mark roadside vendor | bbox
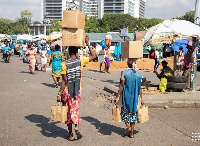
[154,60,174,92]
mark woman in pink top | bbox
[26,45,37,74]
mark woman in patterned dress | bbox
[57,35,96,141]
[26,45,37,75]
[49,45,63,88]
[114,58,144,138]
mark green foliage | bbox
[49,20,61,33]
[0,10,32,34]
[177,11,195,23]
[85,14,163,33]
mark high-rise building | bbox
[80,0,98,18]
[41,0,145,22]
[133,0,145,18]
[97,0,145,19]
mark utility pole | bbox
[191,0,200,91]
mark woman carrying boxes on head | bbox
[57,35,96,141]
[57,10,96,141]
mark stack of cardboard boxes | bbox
[62,10,86,47]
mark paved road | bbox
[0,56,200,146]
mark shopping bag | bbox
[112,104,121,122]
[137,105,149,123]
[51,103,68,122]
[159,78,167,92]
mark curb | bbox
[104,85,200,108]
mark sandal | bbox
[68,133,75,141]
[75,129,82,139]
[124,128,130,137]
[129,134,134,138]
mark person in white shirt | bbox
[98,47,106,72]
[154,49,160,72]
[22,42,27,58]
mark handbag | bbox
[137,105,149,123]
[112,104,121,122]
[51,102,68,122]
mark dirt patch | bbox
[84,57,174,71]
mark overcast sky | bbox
[0,0,197,22]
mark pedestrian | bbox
[98,41,106,72]
[104,45,111,74]
[154,60,173,92]
[49,44,63,88]
[11,42,15,56]
[26,45,37,75]
[153,49,160,72]
[2,42,10,59]
[183,42,193,89]
[176,46,184,73]
[22,42,27,58]
[165,44,171,57]
[57,35,96,141]
[40,45,47,72]
[114,58,144,138]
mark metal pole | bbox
[173,38,176,76]
[191,0,200,91]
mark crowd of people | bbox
[1,35,196,141]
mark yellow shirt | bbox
[61,57,89,90]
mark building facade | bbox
[41,0,145,21]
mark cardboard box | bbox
[62,29,85,47]
[62,10,85,29]
[121,41,143,58]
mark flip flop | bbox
[75,130,82,139]
[68,133,75,141]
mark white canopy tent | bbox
[142,19,200,45]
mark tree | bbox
[20,10,32,25]
[49,20,61,33]
[177,10,195,23]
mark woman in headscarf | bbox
[26,45,37,75]
[57,35,96,141]
[114,58,144,138]
[49,44,63,88]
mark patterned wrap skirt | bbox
[121,108,137,123]
[62,88,81,125]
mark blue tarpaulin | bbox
[170,39,190,54]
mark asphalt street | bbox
[0,55,200,146]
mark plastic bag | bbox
[159,78,167,92]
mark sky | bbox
[0,0,197,22]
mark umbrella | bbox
[142,19,200,45]
[46,32,62,41]
[50,40,62,48]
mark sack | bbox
[159,78,167,92]
[112,104,121,122]
[151,52,155,59]
[137,105,149,123]
[51,103,68,122]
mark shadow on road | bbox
[41,83,55,88]
[82,116,138,137]
[101,80,119,87]
[19,71,31,74]
[25,114,68,139]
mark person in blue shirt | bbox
[11,42,15,55]
[2,42,11,59]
